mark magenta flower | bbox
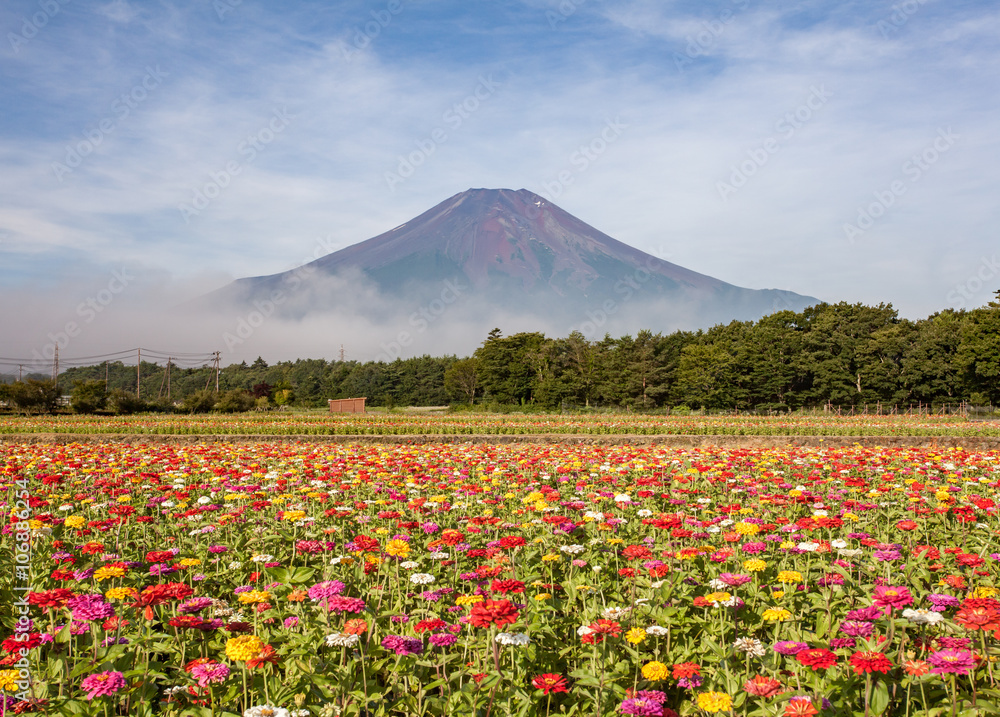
[872,586,912,609]
[719,573,752,587]
[190,661,230,687]
[381,635,423,656]
[80,670,126,700]
[307,580,346,608]
[928,649,976,675]
[429,633,458,647]
[839,620,874,638]
[325,595,366,614]
[619,698,664,716]
[774,641,809,655]
[67,594,114,622]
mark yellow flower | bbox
[641,661,670,681]
[772,590,785,599]
[777,570,801,584]
[105,587,137,601]
[63,515,85,529]
[734,522,760,536]
[178,558,202,567]
[282,510,306,521]
[93,566,126,582]
[541,554,560,562]
[761,607,792,622]
[625,628,646,645]
[0,669,21,692]
[705,591,731,605]
[237,590,271,604]
[743,559,767,572]
[696,691,733,713]
[455,594,484,606]
[534,593,552,601]
[385,540,411,558]
[971,586,998,599]
[225,635,264,662]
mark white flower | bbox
[400,561,420,570]
[645,625,668,636]
[614,494,631,503]
[410,573,435,585]
[602,606,631,620]
[838,549,863,558]
[325,632,360,648]
[650,580,666,589]
[428,552,448,560]
[244,707,291,717]
[797,542,820,552]
[584,511,604,520]
[228,561,243,570]
[161,501,174,508]
[560,544,585,555]
[830,539,848,549]
[495,632,530,646]
[637,509,653,517]
[58,504,74,511]
[708,578,728,590]
[577,625,594,636]
[733,636,766,658]
[198,496,211,504]
[902,608,944,625]
[251,554,275,563]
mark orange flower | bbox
[343,618,368,635]
[904,660,931,676]
[287,589,308,602]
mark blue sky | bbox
[1,0,998,361]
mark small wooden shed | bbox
[328,397,367,414]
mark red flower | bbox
[27,589,74,609]
[955,606,1000,632]
[849,651,893,675]
[246,644,279,669]
[796,648,837,670]
[743,675,784,698]
[468,599,519,629]
[532,673,569,694]
[896,520,918,531]
[672,662,701,679]
[622,545,653,561]
[491,579,525,594]
[498,535,525,549]
[145,550,175,563]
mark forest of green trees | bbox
[2,297,998,413]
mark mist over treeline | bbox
[3,299,999,412]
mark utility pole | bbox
[18,365,23,382]
[214,351,220,393]
[105,361,109,389]
[137,348,141,398]
[167,357,171,400]
[53,346,59,388]
[339,344,345,362]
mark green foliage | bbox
[214,389,255,413]
[0,378,60,414]
[182,389,217,414]
[70,380,107,414]
[106,389,147,415]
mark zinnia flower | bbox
[226,635,264,662]
[743,675,784,698]
[468,599,519,629]
[532,673,569,694]
[927,649,976,675]
[641,661,670,681]
[796,648,837,670]
[696,691,732,713]
[79,670,126,700]
[849,651,893,675]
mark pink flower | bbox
[928,649,976,675]
[872,586,912,609]
[189,661,230,687]
[80,670,126,700]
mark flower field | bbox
[2,412,999,437]
[3,440,1000,716]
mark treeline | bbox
[3,298,998,413]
